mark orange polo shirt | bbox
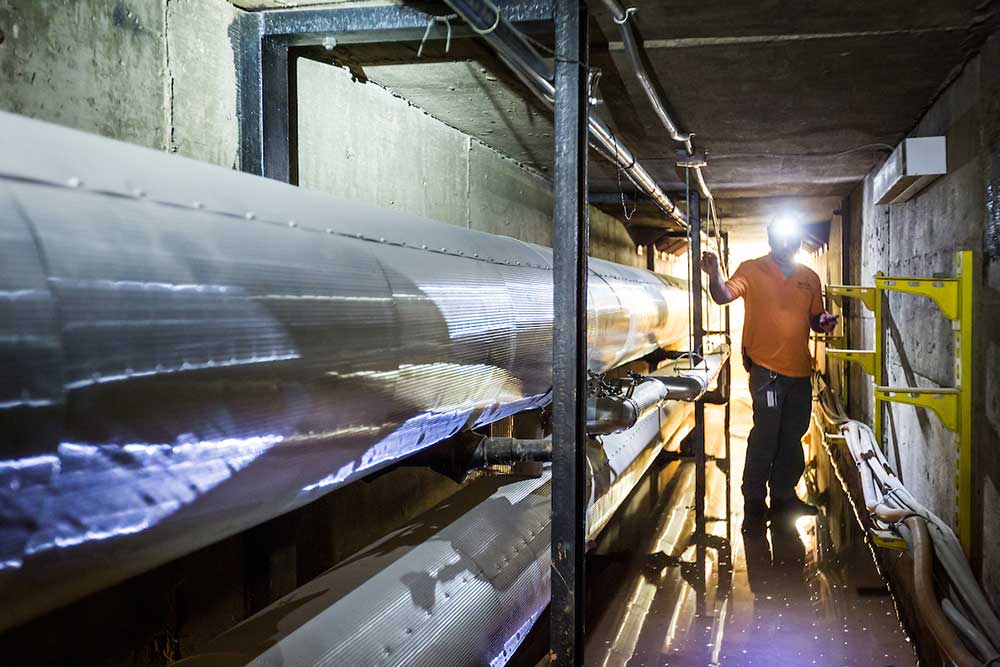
[726,255,824,378]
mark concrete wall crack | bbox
[163,0,176,153]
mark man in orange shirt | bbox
[701,219,838,527]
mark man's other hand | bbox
[817,312,838,333]
[701,251,720,275]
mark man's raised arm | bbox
[700,251,737,305]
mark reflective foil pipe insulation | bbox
[586,378,668,435]
[0,111,690,630]
[573,351,729,541]
[442,0,687,225]
[600,0,714,201]
[172,386,696,667]
[458,343,729,473]
[644,344,730,401]
[585,343,729,435]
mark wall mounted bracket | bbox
[827,349,876,376]
[875,275,959,320]
[874,387,959,431]
[827,284,877,311]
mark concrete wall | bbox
[0,0,239,166]
[296,57,644,267]
[846,31,1000,608]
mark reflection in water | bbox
[585,392,915,666]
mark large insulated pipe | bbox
[174,378,697,667]
[442,0,687,225]
[0,111,689,630]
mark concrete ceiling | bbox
[256,1,998,231]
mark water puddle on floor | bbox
[584,392,915,666]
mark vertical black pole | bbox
[645,243,656,271]
[689,189,706,604]
[236,12,292,183]
[551,0,589,665]
[261,38,293,183]
[722,231,732,550]
[237,13,265,176]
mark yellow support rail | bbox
[871,531,909,551]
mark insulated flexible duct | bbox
[0,112,689,630]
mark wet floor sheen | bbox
[584,390,915,666]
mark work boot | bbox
[769,496,818,521]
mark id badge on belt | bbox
[765,370,778,408]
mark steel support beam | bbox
[688,188,707,605]
[722,231,733,553]
[550,0,589,664]
[237,2,554,180]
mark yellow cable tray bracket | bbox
[870,530,908,552]
[827,349,876,376]
[875,275,960,320]
[823,251,974,553]
[827,284,877,312]
[874,387,960,432]
[829,251,974,554]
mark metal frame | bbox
[236,2,554,181]
[233,2,707,661]
[687,189,708,601]
[721,231,732,554]
[827,250,975,553]
[234,1,601,662]
[550,2,589,662]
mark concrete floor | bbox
[582,394,916,666]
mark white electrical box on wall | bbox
[873,136,947,205]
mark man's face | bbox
[768,229,801,263]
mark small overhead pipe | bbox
[599,0,691,152]
[442,0,687,226]
[600,0,714,202]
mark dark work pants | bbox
[743,364,812,507]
